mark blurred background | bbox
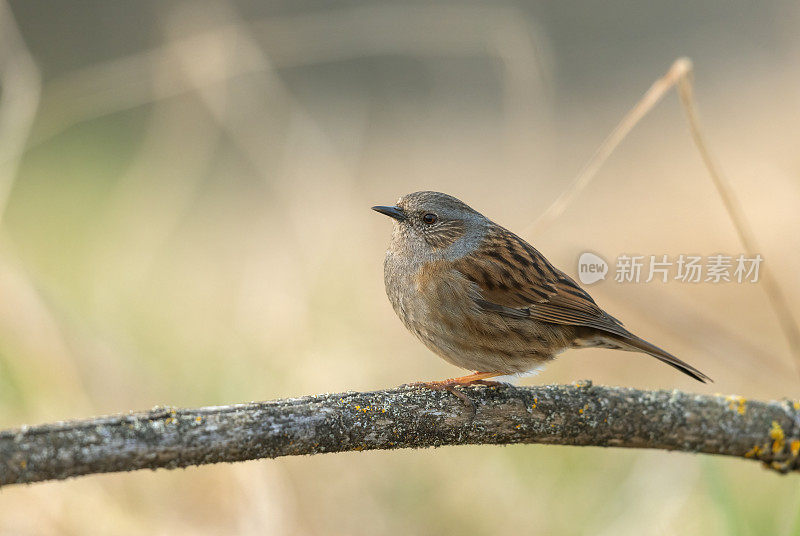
[1,0,800,534]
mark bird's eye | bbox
[422,213,438,225]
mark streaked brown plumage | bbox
[373,191,711,388]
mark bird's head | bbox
[372,191,489,259]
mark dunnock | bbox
[373,191,710,392]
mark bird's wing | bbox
[451,227,630,338]
[451,226,712,383]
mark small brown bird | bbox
[373,191,710,392]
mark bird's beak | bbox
[371,205,406,222]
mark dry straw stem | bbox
[673,68,800,379]
[2,383,800,487]
[527,57,800,379]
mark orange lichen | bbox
[725,395,747,415]
[770,421,785,454]
[744,445,763,458]
[790,440,800,458]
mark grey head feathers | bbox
[387,191,489,261]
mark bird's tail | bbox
[611,334,712,383]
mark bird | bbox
[372,191,711,395]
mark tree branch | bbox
[2,382,799,486]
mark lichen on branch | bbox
[1,382,799,487]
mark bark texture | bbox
[2,382,799,487]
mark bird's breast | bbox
[383,251,562,373]
[384,255,474,333]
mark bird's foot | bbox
[403,372,504,413]
[403,371,503,390]
[469,379,505,387]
